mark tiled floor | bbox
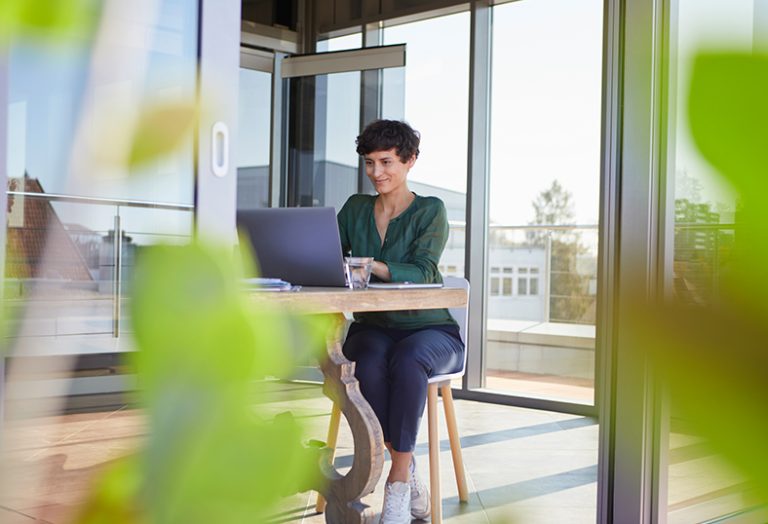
[0,382,600,523]
[267,383,598,523]
[0,407,146,523]
[2,382,762,523]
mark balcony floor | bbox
[0,382,599,523]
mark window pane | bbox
[666,1,756,521]
[517,278,527,296]
[321,71,362,209]
[237,68,271,210]
[383,12,469,276]
[484,0,603,405]
[4,0,197,357]
[6,1,198,204]
[317,33,363,52]
[503,278,513,296]
[287,70,361,209]
[530,277,539,296]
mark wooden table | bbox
[251,286,468,523]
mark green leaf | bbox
[688,53,768,198]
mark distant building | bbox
[673,198,735,305]
[6,175,92,282]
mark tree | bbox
[528,180,594,324]
[531,180,575,226]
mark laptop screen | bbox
[236,207,347,287]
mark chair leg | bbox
[440,384,468,503]
[315,402,342,513]
[428,384,442,523]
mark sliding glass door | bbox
[1,0,239,411]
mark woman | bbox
[337,120,465,523]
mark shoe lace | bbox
[384,484,410,517]
[409,460,424,496]
[410,476,424,496]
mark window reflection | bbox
[4,0,198,346]
[666,0,755,520]
[7,0,198,204]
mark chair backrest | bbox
[429,276,470,383]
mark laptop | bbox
[236,207,347,287]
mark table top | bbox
[248,286,467,314]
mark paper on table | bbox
[241,277,293,291]
[367,282,443,290]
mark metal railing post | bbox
[544,231,552,322]
[112,211,122,338]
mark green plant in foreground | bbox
[635,51,768,503]
[75,242,330,523]
[0,0,101,43]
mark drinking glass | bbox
[344,257,373,289]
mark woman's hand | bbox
[371,260,391,282]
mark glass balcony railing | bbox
[441,222,599,404]
[4,191,194,343]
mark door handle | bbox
[211,121,229,177]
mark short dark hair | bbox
[356,119,420,163]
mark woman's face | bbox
[364,148,415,196]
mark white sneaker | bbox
[409,457,431,520]
[381,481,411,524]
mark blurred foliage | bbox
[636,51,768,502]
[3,1,331,522]
[127,101,198,169]
[1,0,196,174]
[74,242,330,523]
[94,99,199,172]
[0,0,101,43]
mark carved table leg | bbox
[317,314,385,524]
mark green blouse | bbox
[337,193,456,330]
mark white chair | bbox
[316,276,470,523]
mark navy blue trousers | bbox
[342,322,465,452]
